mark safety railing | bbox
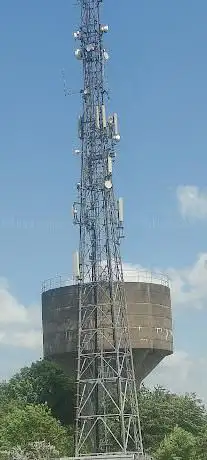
[41,274,75,293]
[42,269,169,293]
[123,269,169,287]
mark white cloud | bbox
[147,351,193,391]
[123,263,169,285]
[123,253,207,310]
[177,185,207,219]
[169,253,207,309]
[0,280,42,351]
[1,330,42,350]
[146,350,207,403]
[0,288,28,324]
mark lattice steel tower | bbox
[72,0,143,457]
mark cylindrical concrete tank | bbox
[42,272,173,384]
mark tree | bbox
[192,429,207,460]
[0,403,73,456]
[138,385,207,452]
[0,441,60,460]
[155,426,196,460]
[2,360,207,456]
[6,359,75,425]
[0,383,12,416]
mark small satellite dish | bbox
[86,44,95,52]
[100,25,109,33]
[113,134,121,142]
[75,49,82,60]
[73,31,81,39]
[103,51,109,61]
[105,179,112,190]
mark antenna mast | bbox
[73,0,143,456]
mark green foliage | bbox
[138,385,207,452]
[1,359,207,459]
[0,383,13,415]
[6,359,75,425]
[192,429,207,460]
[0,441,60,460]
[154,426,196,460]
[0,403,73,456]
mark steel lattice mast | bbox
[72,0,143,456]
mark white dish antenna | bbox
[73,31,81,39]
[75,49,83,60]
[86,44,95,52]
[100,25,109,33]
[103,50,109,61]
[105,179,112,190]
[113,134,121,142]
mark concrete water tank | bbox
[42,271,173,384]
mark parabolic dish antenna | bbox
[105,179,112,189]
[103,51,109,61]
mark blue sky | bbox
[1,0,207,398]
